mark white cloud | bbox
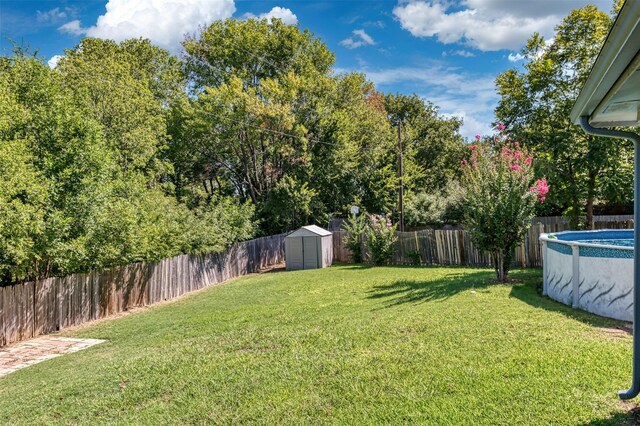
[340,29,376,49]
[58,0,236,53]
[47,55,63,69]
[59,20,85,36]
[244,7,298,25]
[450,50,475,58]
[339,61,498,140]
[393,0,611,52]
[363,20,385,28]
[508,52,525,62]
[37,7,74,24]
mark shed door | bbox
[286,237,304,270]
[303,237,318,269]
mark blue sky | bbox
[0,0,612,139]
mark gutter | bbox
[570,2,640,124]
[579,116,640,400]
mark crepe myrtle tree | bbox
[367,214,398,266]
[462,127,548,283]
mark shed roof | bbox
[286,225,332,238]
[570,1,640,126]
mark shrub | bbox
[404,191,448,227]
[461,131,548,282]
[342,213,367,263]
[406,250,421,266]
[405,181,465,227]
[367,214,397,266]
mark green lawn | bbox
[0,265,635,425]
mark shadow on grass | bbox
[508,279,627,330]
[366,270,496,307]
[337,263,372,270]
[578,406,640,426]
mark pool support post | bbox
[571,245,580,309]
[579,116,640,400]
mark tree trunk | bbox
[567,159,581,229]
[493,250,510,283]
[585,171,596,230]
[493,252,502,283]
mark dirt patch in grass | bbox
[257,263,285,274]
[618,400,640,425]
[593,323,633,340]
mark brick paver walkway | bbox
[0,337,105,377]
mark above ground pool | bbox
[539,230,634,321]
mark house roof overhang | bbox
[570,2,640,127]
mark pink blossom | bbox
[461,159,468,165]
[469,145,477,150]
[513,150,523,160]
[530,178,549,202]
[513,141,520,148]
[510,164,522,172]
[496,124,505,131]
[524,156,532,165]
[475,135,481,141]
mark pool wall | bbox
[540,230,633,321]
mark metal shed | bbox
[285,225,333,271]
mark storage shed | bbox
[285,225,333,271]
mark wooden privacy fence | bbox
[333,217,634,268]
[0,234,285,347]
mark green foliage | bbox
[57,38,179,177]
[0,138,47,283]
[366,214,398,266]
[180,19,465,232]
[185,196,256,254]
[495,5,623,228]
[179,18,335,231]
[0,19,470,283]
[462,135,547,282]
[384,93,466,192]
[405,182,464,227]
[406,250,422,266]
[312,74,398,217]
[311,74,397,217]
[260,176,319,234]
[342,213,367,263]
[0,47,256,285]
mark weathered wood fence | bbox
[1,215,635,347]
[332,217,634,267]
[0,234,285,347]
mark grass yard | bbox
[0,265,635,425]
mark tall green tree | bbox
[57,38,183,178]
[495,5,626,228]
[179,18,334,233]
[0,45,256,285]
[311,73,397,218]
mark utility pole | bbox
[397,120,404,232]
